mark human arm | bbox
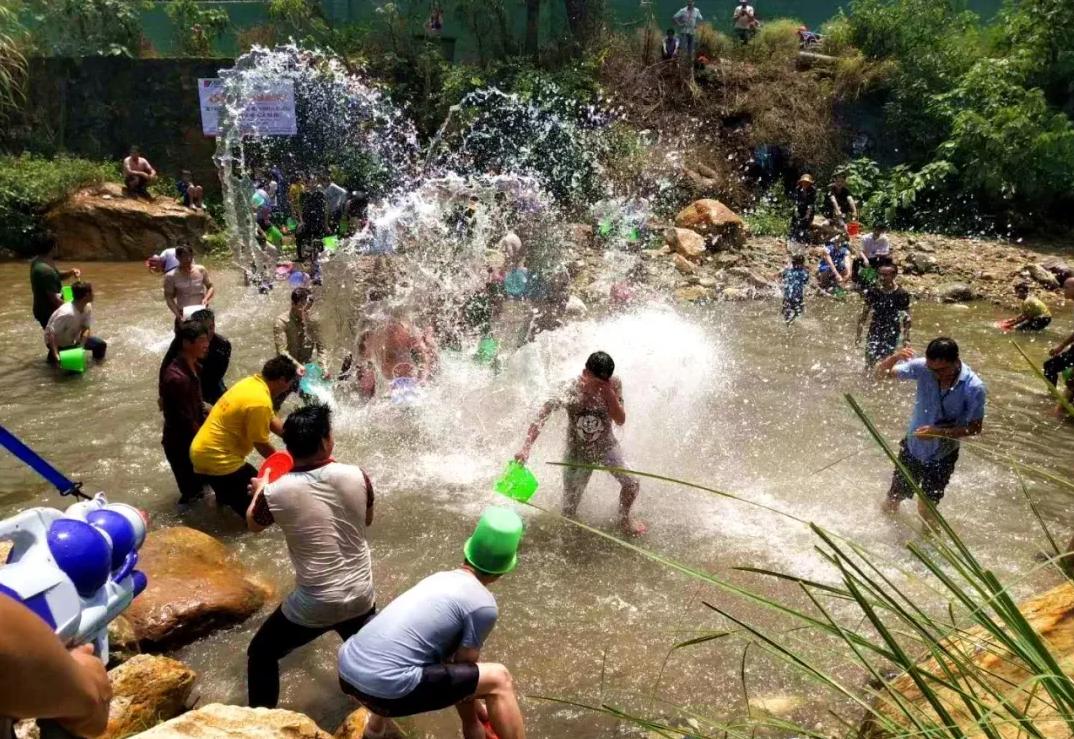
[59,267,81,280]
[602,377,627,425]
[201,268,214,305]
[362,469,375,527]
[272,317,293,362]
[837,254,852,282]
[901,311,912,346]
[515,397,563,462]
[1051,330,1074,356]
[827,192,844,221]
[855,300,871,344]
[0,596,112,736]
[163,275,181,319]
[847,196,858,220]
[46,328,60,362]
[874,346,916,380]
[913,419,983,441]
[269,415,284,438]
[245,477,274,533]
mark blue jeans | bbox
[680,32,695,61]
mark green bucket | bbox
[463,506,524,575]
[476,336,499,364]
[494,461,538,503]
[58,347,87,373]
[61,285,74,302]
[267,225,284,246]
[286,217,298,232]
[323,236,339,252]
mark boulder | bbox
[565,223,594,249]
[334,708,392,739]
[720,287,752,301]
[107,615,141,666]
[673,253,698,275]
[665,227,706,260]
[125,526,272,649]
[45,183,210,261]
[863,581,1074,738]
[133,704,331,738]
[728,266,774,290]
[1025,263,1060,289]
[681,166,720,192]
[674,199,746,249]
[905,251,940,276]
[937,282,975,303]
[104,655,195,738]
[674,285,714,302]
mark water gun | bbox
[0,423,147,665]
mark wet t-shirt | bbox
[556,377,623,459]
[865,286,910,334]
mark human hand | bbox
[248,475,266,498]
[295,364,307,378]
[893,346,915,362]
[1049,345,1064,357]
[514,449,529,464]
[71,268,81,279]
[59,644,112,737]
[913,425,946,439]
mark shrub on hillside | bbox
[0,155,118,256]
[695,23,733,59]
[744,19,801,63]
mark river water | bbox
[1,261,1071,737]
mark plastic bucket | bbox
[504,269,528,298]
[61,285,74,302]
[258,451,294,483]
[267,225,284,246]
[476,336,499,364]
[323,236,339,252]
[847,221,861,236]
[58,347,87,373]
[494,461,538,503]
[286,217,298,232]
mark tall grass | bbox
[533,379,1074,737]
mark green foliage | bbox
[742,187,793,237]
[268,0,328,45]
[841,156,965,231]
[695,23,733,59]
[25,0,147,57]
[0,154,118,255]
[0,3,26,117]
[744,18,801,64]
[165,0,229,57]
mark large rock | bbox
[665,227,706,260]
[673,253,698,275]
[133,704,331,738]
[125,526,272,649]
[864,581,1074,738]
[674,199,746,249]
[1025,263,1060,289]
[45,183,210,261]
[105,655,195,738]
[937,282,976,303]
[107,614,141,666]
[674,285,714,302]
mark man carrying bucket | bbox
[45,282,106,366]
[189,355,296,516]
[515,351,646,536]
[338,507,526,739]
[274,287,325,370]
[245,405,377,709]
[29,239,80,329]
[163,245,214,327]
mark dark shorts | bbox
[782,298,804,323]
[1017,316,1051,331]
[204,462,258,517]
[865,325,900,365]
[888,442,959,503]
[339,663,480,718]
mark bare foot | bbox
[619,517,648,537]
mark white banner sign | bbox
[198,78,297,137]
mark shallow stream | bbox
[1,261,1072,737]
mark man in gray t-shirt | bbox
[244,404,377,709]
[515,350,645,536]
[338,507,526,739]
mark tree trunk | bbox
[525,0,540,57]
[563,0,596,43]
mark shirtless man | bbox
[348,312,434,399]
[123,145,157,199]
[515,351,645,536]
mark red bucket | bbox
[847,221,861,236]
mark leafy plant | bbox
[25,0,148,57]
[0,3,26,117]
[0,154,118,256]
[742,187,792,237]
[165,0,229,57]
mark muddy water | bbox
[2,261,1072,737]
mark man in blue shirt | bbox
[875,337,986,525]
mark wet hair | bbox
[879,262,898,274]
[177,319,208,344]
[262,355,299,382]
[190,308,214,324]
[71,281,92,302]
[291,287,312,305]
[175,244,193,260]
[1014,281,1030,293]
[666,27,675,34]
[34,238,55,256]
[791,254,805,267]
[586,351,615,380]
[130,144,140,153]
[462,558,501,580]
[283,404,331,459]
[925,337,960,363]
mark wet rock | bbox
[720,287,751,301]
[905,252,940,276]
[937,282,976,303]
[748,694,804,717]
[125,526,272,649]
[665,227,706,260]
[674,199,746,249]
[862,581,1074,738]
[105,655,195,738]
[699,277,718,288]
[713,252,742,268]
[673,254,698,275]
[674,285,714,302]
[134,704,331,738]
[565,295,588,317]
[334,708,400,739]
[681,166,720,192]
[107,615,141,666]
[979,272,997,281]
[728,266,774,290]
[1025,263,1060,289]
[45,183,210,261]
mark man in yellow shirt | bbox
[1001,282,1052,332]
[190,355,298,515]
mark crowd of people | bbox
[14,148,1074,739]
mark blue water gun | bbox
[0,423,148,665]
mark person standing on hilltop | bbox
[29,238,80,329]
[673,0,703,62]
[122,145,156,200]
[875,338,986,529]
[514,351,646,536]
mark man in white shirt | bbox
[45,282,106,364]
[732,0,758,43]
[673,0,703,61]
[854,224,893,285]
[245,404,378,709]
[323,176,348,233]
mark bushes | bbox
[695,23,733,59]
[0,155,118,255]
[744,19,801,63]
[166,0,230,57]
